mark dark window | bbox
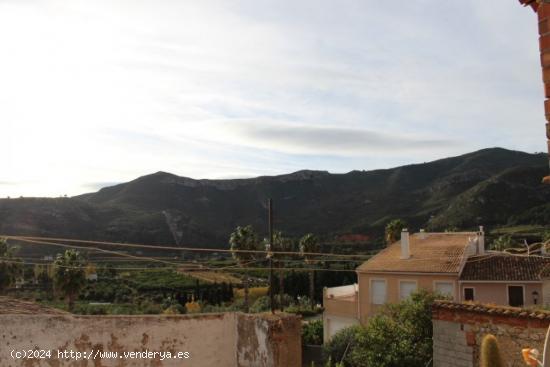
[508,286,524,307]
[464,288,474,301]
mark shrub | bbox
[302,319,323,345]
[250,296,271,313]
[347,289,437,367]
[325,289,437,367]
[323,325,362,366]
[139,300,162,314]
[233,286,268,302]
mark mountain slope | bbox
[1,148,549,250]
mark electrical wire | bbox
[0,258,356,273]
[2,235,373,259]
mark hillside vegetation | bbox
[1,148,549,252]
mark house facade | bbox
[459,254,550,307]
[323,228,550,342]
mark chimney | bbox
[478,226,485,255]
[400,228,410,259]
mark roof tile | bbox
[460,254,550,281]
[357,233,475,274]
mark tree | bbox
[342,289,437,367]
[53,250,86,312]
[273,231,293,309]
[385,219,406,245]
[33,264,53,293]
[299,233,319,309]
[491,235,518,252]
[229,225,258,313]
[0,238,22,293]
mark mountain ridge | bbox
[1,147,549,251]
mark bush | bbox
[163,305,184,315]
[324,289,437,367]
[302,319,323,345]
[285,303,323,317]
[250,296,271,313]
[347,289,437,367]
[323,325,362,366]
[139,300,162,314]
[233,286,268,303]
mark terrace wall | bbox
[0,312,301,367]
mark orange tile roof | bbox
[434,300,550,321]
[357,232,475,274]
[461,253,550,281]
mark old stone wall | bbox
[0,312,301,367]
[433,301,550,367]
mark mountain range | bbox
[1,147,549,252]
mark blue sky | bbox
[0,0,544,197]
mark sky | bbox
[0,0,544,197]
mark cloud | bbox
[0,0,544,197]
[203,120,460,156]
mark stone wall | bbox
[433,301,550,367]
[0,312,301,367]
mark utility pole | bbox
[268,198,275,314]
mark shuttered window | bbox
[435,282,454,299]
[371,280,386,305]
[399,281,417,300]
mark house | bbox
[323,227,550,341]
[322,284,360,342]
[459,253,550,307]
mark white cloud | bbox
[0,0,544,197]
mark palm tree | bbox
[229,225,258,313]
[0,238,22,293]
[299,233,318,310]
[385,219,406,245]
[53,250,86,312]
[273,231,293,310]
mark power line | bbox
[3,235,373,259]
[6,237,184,267]
[0,258,357,273]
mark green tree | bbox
[490,235,517,251]
[53,250,86,312]
[326,289,437,367]
[323,325,362,365]
[273,231,293,309]
[299,233,318,309]
[33,264,53,293]
[385,219,406,245]
[229,225,258,313]
[0,238,22,293]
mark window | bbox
[464,288,474,301]
[371,279,387,305]
[399,281,417,300]
[508,286,524,307]
[434,282,454,299]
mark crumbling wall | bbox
[0,312,301,367]
[236,313,301,367]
